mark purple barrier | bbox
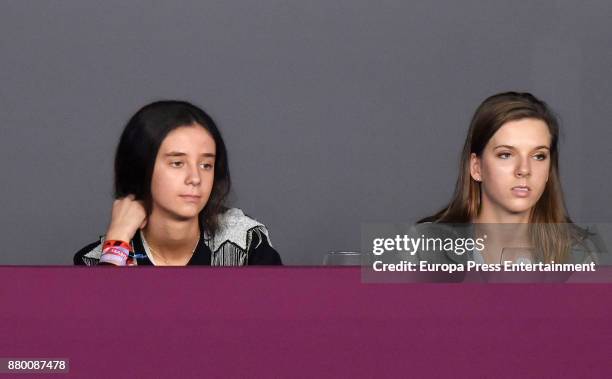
[1,267,611,378]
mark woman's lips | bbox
[511,186,530,198]
[179,195,202,203]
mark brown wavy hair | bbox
[419,92,586,263]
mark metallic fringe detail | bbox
[83,256,99,266]
[209,226,266,266]
[82,239,104,266]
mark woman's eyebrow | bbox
[164,151,216,157]
[493,145,516,150]
[165,151,187,157]
[493,145,550,150]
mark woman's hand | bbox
[104,195,147,242]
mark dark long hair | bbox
[114,100,231,235]
[420,92,586,262]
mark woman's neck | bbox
[474,204,531,224]
[473,210,533,264]
[142,212,200,264]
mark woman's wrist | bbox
[99,239,132,266]
[105,226,136,243]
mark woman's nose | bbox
[185,164,201,185]
[515,156,531,178]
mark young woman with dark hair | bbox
[417,92,597,265]
[74,100,281,266]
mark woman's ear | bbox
[470,153,482,182]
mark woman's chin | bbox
[503,205,535,218]
[167,207,203,221]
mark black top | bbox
[74,230,282,266]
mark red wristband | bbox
[103,240,132,252]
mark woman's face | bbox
[149,124,216,221]
[470,118,551,220]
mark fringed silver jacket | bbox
[74,208,281,266]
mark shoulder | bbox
[570,225,607,264]
[209,208,272,251]
[208,208,282,265]
[217,208,267,231]
[73,238,104,266]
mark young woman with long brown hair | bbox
[419,92,596,264]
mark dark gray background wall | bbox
[1,0,611,264]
